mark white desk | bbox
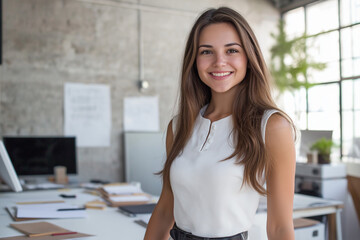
[0,188,147,240]
[0,189,343,240]
[293,194,343,240]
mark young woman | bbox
[144,7,296,240]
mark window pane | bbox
[308,111,341,160]
[342,111,353,155]
[306,0,339,35]
[341,28,352,59]
[356,110,360,137]
[280,88,307,129]
[293,111,308,132]
[355,79,360,110]
[308,32,339,62]
[341,0,360,26]
[281,88,307,113]
[298,111,308,129]
[307,31,340,83]
[341,25,360,78]
[343,111,354,156]
[341,25,360,60]
[284,7,305,39]
[308,112,340,137]
[343,78,360,110]
[308,61,340,83]
[343,110,360,158]
[341,59,352,78]
[308,83,340,112]
[342,58,359,78]
[342,79,356,110]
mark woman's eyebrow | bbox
[225,43,242,47]
[198,43,242,49]
[198,44,212,48]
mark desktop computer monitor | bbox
[299,130,333,158]
[0,141,23,192]
[2,136,77,182]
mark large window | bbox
[282,0,360,162]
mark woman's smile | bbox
[209,71,234,80]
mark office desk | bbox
[0,188,147,239]
[0,189,343,240]
[293,194,343,240]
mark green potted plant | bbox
[270,20,326,93]
[310,138,337,164]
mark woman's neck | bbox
[203,87,238,122]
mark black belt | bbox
[170,224,248,240]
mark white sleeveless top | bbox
[170,106,278,238]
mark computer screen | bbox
[2,136,77,177]
[0,141,23,192]
[299,130,333,157]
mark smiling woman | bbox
[196,23,248,95]
[144,7,296,240]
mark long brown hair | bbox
[162,7,294,195]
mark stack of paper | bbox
[6,202,86,221]
[98,183,151,207]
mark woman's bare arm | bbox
[144,120,175,240]
[265,114,296,240]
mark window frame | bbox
[281,0,360,161]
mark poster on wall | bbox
[123,96,159,132]
[64,82,111,147]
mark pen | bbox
[57,207,86,211]
[51,232,78,236]
[59,194,76,198]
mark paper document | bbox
[24,182,65,190]
[109,195,150,203]
[16,199,64,205]
[123,96,159,131]
[102,185,143,195]
[64,82,111,147]
[16,203,86,219]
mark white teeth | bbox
[211,72,231,77]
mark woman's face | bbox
[196,22,248,94]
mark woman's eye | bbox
[227,49,239,54]
[200,50,212,55]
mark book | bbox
[98,183,152,207]
[118,203,156,217]
[101,184,142,195]
[103,193,151,207]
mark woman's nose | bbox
[213,53,227,67]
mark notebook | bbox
[10,222,71,237]
[118,203,156,217]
